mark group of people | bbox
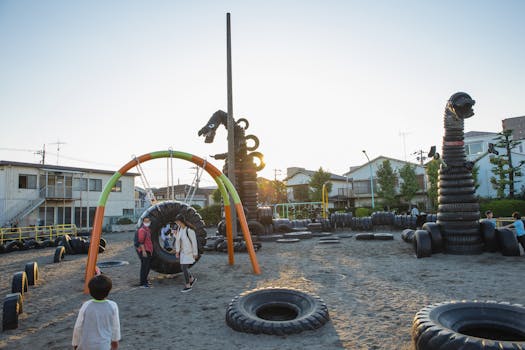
[135,214,199,292]
[72,213,199,349]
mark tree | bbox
[426,159,440,210]
[399,163,419,207]
[309,167,332,202]
[212,188,222,204]
[490,129,525,198]
[376,160,397,210]
[472,164,480,192]
[272,180,288,204]
[293,185,309,202]
[257,177,287,204]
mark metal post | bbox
[362,150,375,209]
[226,13,238,237]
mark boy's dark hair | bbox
[88,274,113,300]
[175,214,186,225]
[485,210,492,215]
[512,211,521,220]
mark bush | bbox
[355,207,373,217]
[479,199,525,218]
[117,217,134,225]
[198,204,222,227]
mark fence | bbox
[0,224,78,245]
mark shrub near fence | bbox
[479,199,525,218]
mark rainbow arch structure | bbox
[83,150,261,293]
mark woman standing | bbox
[174,214,198,292]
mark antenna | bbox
[34,144,46,164]
[49,140,66,165]
[399,131,411,161]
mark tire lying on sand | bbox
[11,271,28,295]
[53,246,66,263]
[495,228,520,256]
[226,287,330,335]
[140,200,206,274]
[413,230,432,258]
[355,233,374,241]
[421,222,443,253]
[24,262,39,286]
[3,293,23,331]
[412,300,525,350]
[401,229,415,243]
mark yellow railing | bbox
[495,217,514,228]
[0,224,78,245]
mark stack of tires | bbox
[203,235,261,253]
[53,234,107,263]
[3,262,39,330]
[393,215,418,229]
[350,217,373,231]
[1,237,56,254]
[330,212,353,229]
[371,211,395,226]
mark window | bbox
[19,174,37,189]
[465,142,483,155]
[78,178,88,191]
[89,179,102,192]
[123,209,134,216]
[353,180,370,194]
[111,180,122,192]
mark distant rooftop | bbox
[0,160,138,176]
[464,131,498,138]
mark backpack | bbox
[134,228,142,248]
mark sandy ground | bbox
[1,229,524,350]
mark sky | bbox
[1,0,524,188]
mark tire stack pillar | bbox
[437,93,482,254]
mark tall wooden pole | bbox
[226,13,238,237]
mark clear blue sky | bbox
[1,0,524,187]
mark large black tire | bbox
[5,241,21,253]
[225,287,330,335]
[11,271,28,295]
[373,233,394,241]
[480,221,498,252]
[412,300,525,350]
[496,228,520,256]
[421,223,444,253]
[140,200,206,274]
[24,262,39,286]
[3,293,22,331]
[59,234,74,255]
[355,233,374,241]
[53,246,66,263]
[70,237,83,254]
[401,229,415,243]
[247,220,265,235]
[413,230,432,258]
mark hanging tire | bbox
[413,230,432,258]
[140,200,206,274]
[225,287,330,335]
[24,262,39,286]
[245,134,260,151]
[480,221,498,252]
[3,293,22,331]
[11,272,28,295]
[421,223,443,253]
[53,246,66,263]
[496,228,520,256]
[412,300,525,350]
[247,152,265,171]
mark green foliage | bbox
[355,207,373,217]
[198,204,222,227]
[471,165,480,191]
[293,185,310,202]
[116,217,134,225]
[309,167,332,202]
[191,204,202,210]
[490,129,525,198]
[479,199,525,218]
[375,160,397,210]
[212,188,222,203]
[426,159,440,209]
[399,164,419,205]
[257,178,287,204]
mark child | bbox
[72,275,121,350]
[505,211,525,254]
[484,210,496,228]
[174,214,198,293]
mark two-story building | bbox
[0,161,137,229]
[151,184,217,208]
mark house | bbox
[284,167,352,209]
[0,160,137,229]
[151,184,217,208]
[343,156,428,209]
[464,131,525,198]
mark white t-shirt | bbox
[175,227,198,264]
[72,299,121,350]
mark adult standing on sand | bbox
[137,217,153,288]
[174,214,198,293]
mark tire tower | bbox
[437,92,482,254]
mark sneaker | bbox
[140,284,152,288]
[190,277,197,287]
[181,287,192,293]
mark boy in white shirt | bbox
[72,275,121,350]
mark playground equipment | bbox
[83,150,261,294]
[415,92,520,257]
[198,110,265,227]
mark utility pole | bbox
[413,149,426,165]
[226,13,237,237]
[35,144,46,164]
[49,140,66,165]
[273,169,282,181]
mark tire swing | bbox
[138,200,206,274]
[226,287,330,335]
[412,300,525,349]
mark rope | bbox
[185,158,206,204]
[134,156,157,205]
